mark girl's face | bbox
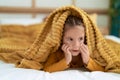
[63,25,85,56]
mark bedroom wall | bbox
[0,0,110,30]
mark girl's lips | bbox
[72,50,79,52]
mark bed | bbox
[0,40,120,80]
[0,2,120,80]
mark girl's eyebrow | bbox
[66,37,72,39]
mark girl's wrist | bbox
[83,57,90,65]
[65,57,71,65]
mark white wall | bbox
[0,0,32,7]
[0,0,110,27]
[36,0,72,8]
[76,0,109,9]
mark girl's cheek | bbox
[66,42,73,48]
[65,40,71,44]
[80,40,84,44]
[81,40,84,43]
[63,41,72,47]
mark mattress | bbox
[0,60,120,80]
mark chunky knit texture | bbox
[0,6,120,73]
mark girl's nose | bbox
[73,41,80,49]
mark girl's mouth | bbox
[72,50,79,52]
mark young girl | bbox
[43,15,104,72]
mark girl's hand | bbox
[80,43,90,65]
[61,44,72,64]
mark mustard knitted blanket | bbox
[0,6,120,73]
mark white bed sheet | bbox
[0,35,120,80]
[0,61,120,80]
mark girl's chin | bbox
[71,52,79,56]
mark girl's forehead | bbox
[64,25,85,32]
[63,26,85,36]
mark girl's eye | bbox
[79,37,83,41]
[68,38,73,41]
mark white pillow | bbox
[105,35,120,43]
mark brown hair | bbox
[64,15,84,27]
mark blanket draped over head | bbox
[0,6,120,73]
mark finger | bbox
[81,43,89,51]
[64,44,69,50]
[82,43,88,50]
[61,44,65,51]
[62,44,68,52]
[66,48,72,62]
[65,45,71,55]
[80,47,86,54]
[80,45,88,54]
[62,44,70,54]
[66,47,71,54]
[80,47,90,57]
